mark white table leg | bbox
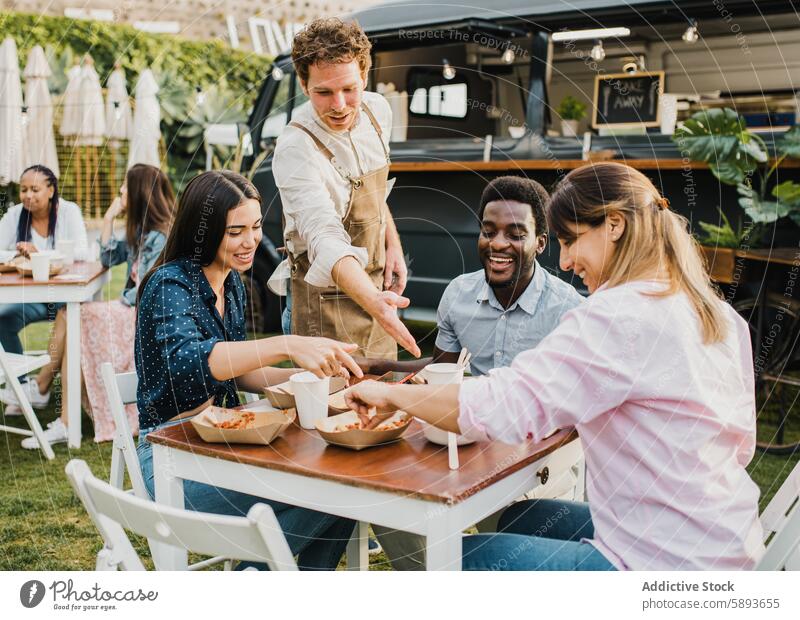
[345,521,369,571]
[152,444,187,570]
[65,301,81,449]
[425,520,462,571]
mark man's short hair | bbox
[291,18,372,84]
[479,176,550,236]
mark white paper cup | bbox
[31,254,51,281]
[290,371,331,429]
[56,240,75,265]
[420,363,464,385]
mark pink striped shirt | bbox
[458,280,765,570]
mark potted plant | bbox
[557,95,587,138]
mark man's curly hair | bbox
[291,18,372,84]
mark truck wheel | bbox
[244,257,282,335]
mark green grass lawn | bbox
[1,265,798,570]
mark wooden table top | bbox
[0,261,108,286]
[147,402,578,505]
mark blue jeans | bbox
[138,420,355,570]
[0,302,63,355]
[281,289,292,336]
[462,499,616,571]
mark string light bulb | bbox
[271,65,285,81]
[590,40,606,61]
[682,19,700,43]
[113,101,122,121]
[502,46,516,64]
[21,106,28,127]
[195,86,206,106]
[442,59,456,80]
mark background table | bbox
[148,406,581,570]
[0,262,110,448]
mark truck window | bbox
[260,72,310,142]
[408,70,468,119]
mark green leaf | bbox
[771,180,800,205]
[777,125,800,159]
[738,183,788,223]
[673,108,765,185]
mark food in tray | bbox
[332,416,409,433]
[211,411,256,430]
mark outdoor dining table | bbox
[148,401,582,571]
[0,261,110,448]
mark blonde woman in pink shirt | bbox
[346,162,764,570]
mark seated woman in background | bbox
[135,169,360,570]
[346,162,764,571]
[10,164,174,449]
[0,164,88,358]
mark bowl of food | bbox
[191,405,295,445]
[316,410,411,451]
[264,375,347,409]
[15,251,65,278]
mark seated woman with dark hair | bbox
[135,169,361,570]
[8,164,176,449]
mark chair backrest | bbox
[66,459,297,571]
[100,363,148,499]
[758,459,800,570]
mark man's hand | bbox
[367,291,421,358]
[345,380,397,428]
[383,244,407,295]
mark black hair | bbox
[478,176,549,237]
[138,170,261,302]
[17,165,59,247]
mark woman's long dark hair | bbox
[138,170,261,302]
[124,164,176,256]
[17,165,59,247]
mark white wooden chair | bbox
[65,459,297,571]
[757,459,800,570]
[0,344,55,460]
[99,362,232,570]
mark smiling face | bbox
[19,169,54,218]
[212,199,263,273]
[557,213,625,293]
[301,60,366,132]
[478,200,546,290]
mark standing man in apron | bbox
[269,17,420,363]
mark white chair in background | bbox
[99,362,232,571]
[757,459,800,570]
[65,459,297,571]
[0,344,55,460]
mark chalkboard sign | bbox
[592,71,664,128]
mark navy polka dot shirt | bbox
[135,257,246,429]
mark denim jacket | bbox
[99,230,166,307]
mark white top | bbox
[0,200,90,261]
[269,90,393,294]
[458,280,765,570]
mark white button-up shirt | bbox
[0,199,90,260]
[458,280,764,570]
[269,90,393,294]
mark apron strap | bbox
[360,102,391,164]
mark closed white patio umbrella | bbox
[75,56,106,147]
[0,37,27,185]
[105,64,131,144]
[23,44,59,177]
[127,69,161,169]
[59,62,82,139]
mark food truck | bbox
[241,0,800,330]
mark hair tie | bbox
[656,197,669,211]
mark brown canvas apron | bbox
[286,103,397,360]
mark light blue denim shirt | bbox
[99,230,166,307]
[435,262,584,376]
